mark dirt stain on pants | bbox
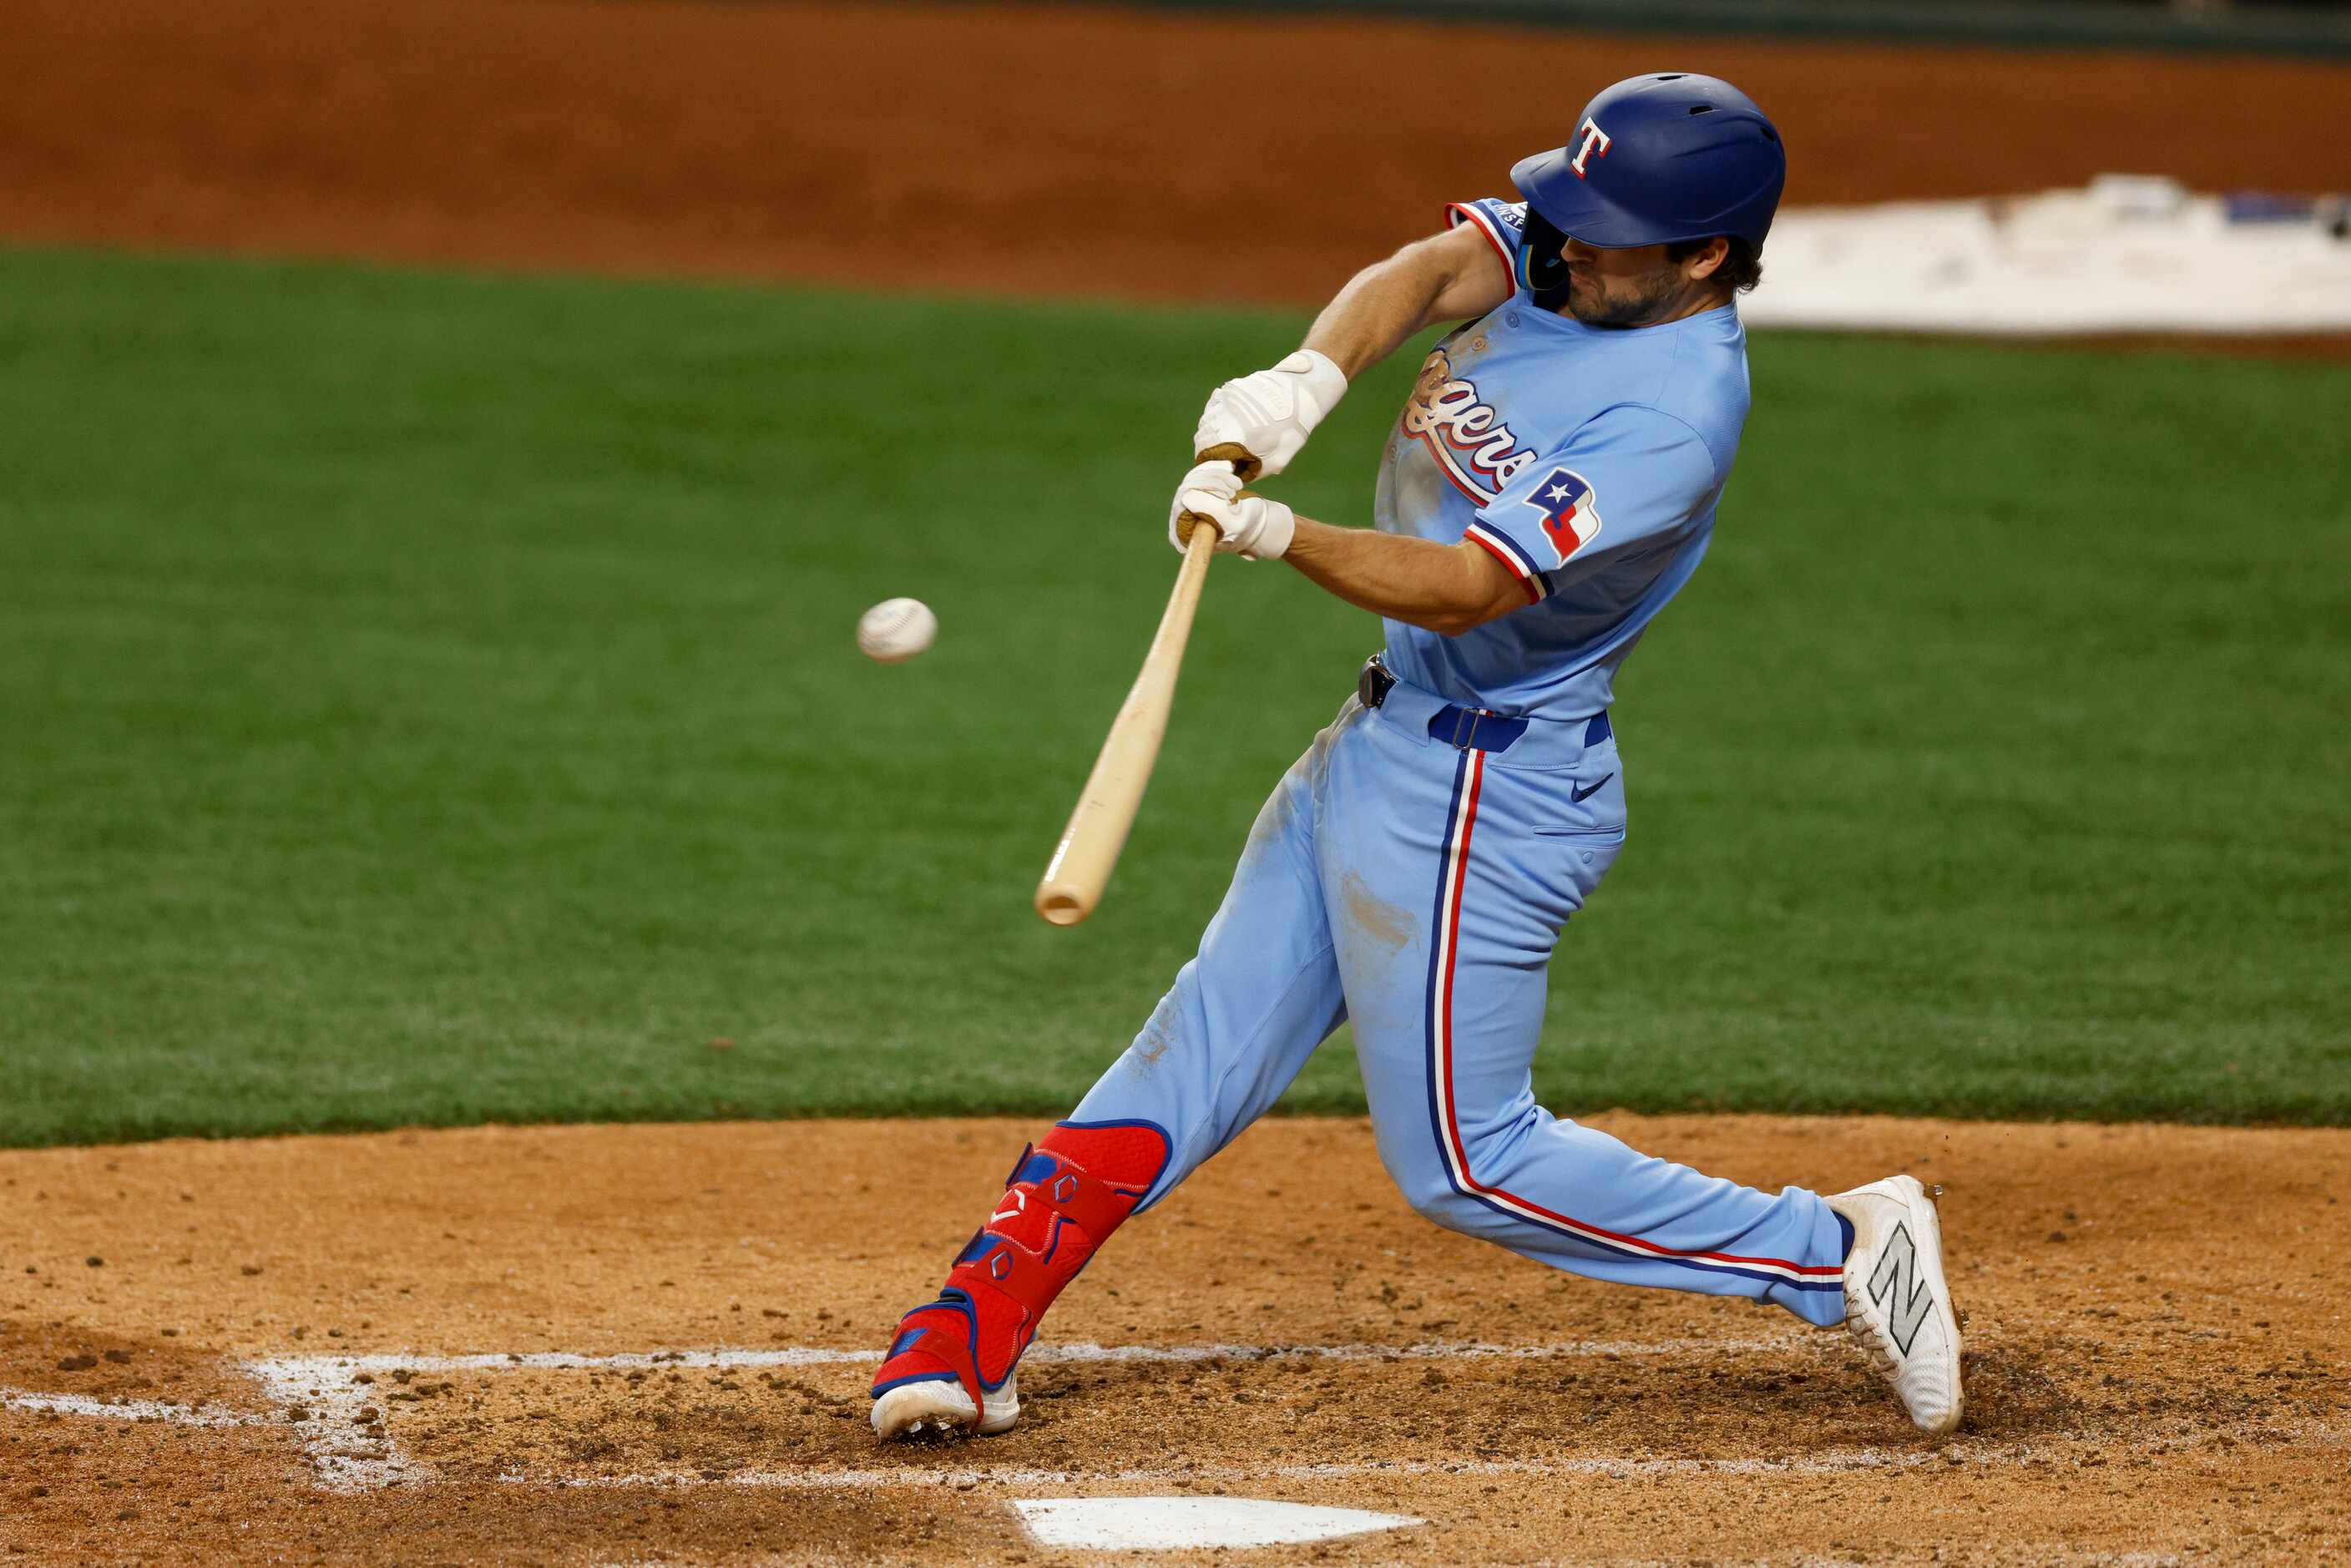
[1339,867,1413,953]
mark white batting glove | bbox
[1193,349,1348,479]
[1170,481,1296,562]
[1167,458,1242,552]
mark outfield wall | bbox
[1106,0,2351,57]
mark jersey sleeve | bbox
[1443,198,1527,291]
[1462,407,1721,604]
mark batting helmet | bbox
[1511,73,1785,285]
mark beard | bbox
[1565,266,1682,328]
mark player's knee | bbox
[1369,1105,1525,1237]
[1370,1145,1485,1235]
[1401,1177,1490,1236]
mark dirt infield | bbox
[4,1115,2345,1562]
[8,0,2351,316]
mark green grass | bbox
[1,247,2345,1145]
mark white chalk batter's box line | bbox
[250,1333,1814,1374]
[235,1335,1829,1493]
[0,1336,1792,1494]
[4,1338,1802,1427]
[8,1338,2338,1496]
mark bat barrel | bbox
[1030,503,1226,926]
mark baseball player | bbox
[872,73,1961,1443]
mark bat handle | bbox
[1173,441,1261,545]
[1196,441,1262,483]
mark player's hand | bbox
[1168,461,1294,561]
[1167,459,1242,552]
[1193,350,1348,480]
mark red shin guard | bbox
[872,1120,1170,1422]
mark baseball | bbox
[857,596,937,663]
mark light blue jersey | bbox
[1372,198,1752,721]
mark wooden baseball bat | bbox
[1033,443,1256,927]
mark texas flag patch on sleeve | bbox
[1523,468,1602,566]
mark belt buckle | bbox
[1448,709,1479,750]
[1357,657,1391,711]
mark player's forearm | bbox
[1300,260,1450,381]
[1300,228,1507,379]
[1282,516,1514,636]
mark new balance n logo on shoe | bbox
[1868,1222,1935,1355]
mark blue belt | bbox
[1357,656,1609,753]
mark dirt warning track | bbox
[3,1115,2346,1562]
[8,0,2351,312]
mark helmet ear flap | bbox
[1519,208,1574,313]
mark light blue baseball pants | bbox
[1071,671,1848,1325]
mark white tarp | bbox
[1742,176,2351,336]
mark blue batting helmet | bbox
[1511,73,1786,263]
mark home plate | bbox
[1011,1497,1424,1550]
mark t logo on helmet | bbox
[1569,119,1613,179]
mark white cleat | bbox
[1826,1175,1963,1435]
[870,1372,1020,1441]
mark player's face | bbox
[1555,237,1686,326]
